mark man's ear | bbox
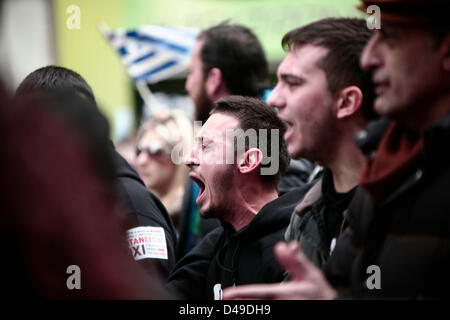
[205,67,223,98]
[334,86,363,119]
[238,148,263,174]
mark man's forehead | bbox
[197,113,240,139]
[380,21,426,37]
[194,37,204,51]
[190,39,205,64]
[278,44,328,75]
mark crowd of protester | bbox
[1,0,450,299]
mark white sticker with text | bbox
[126,226,168,260]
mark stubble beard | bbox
[198,165,235,221]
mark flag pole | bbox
[135,81,164,118]
[96,20,111,39]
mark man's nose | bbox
[267,85,286,112]
[184,147,199,169]
[184,78,190,93]
[185,73,193,95]
[360,32,382,72]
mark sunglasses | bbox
[136,144,171,159]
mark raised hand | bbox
[222,241,337,300]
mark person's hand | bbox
[222,241,337,300]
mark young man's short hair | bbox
[282,18,376,120]
[16,65,96,104]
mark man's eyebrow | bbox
[195,136,213,144]
[381,21,395,31]
[280,73,305,82]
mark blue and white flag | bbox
[102,24,198,84]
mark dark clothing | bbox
[0,88,164,299]
[278,159,316,195]
[354,118,391,158]
[285,169,356,269]
[360,121,424,204]
[113,145,177,278]
[167,187,305,299]
[326,114,450,298]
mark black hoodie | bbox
[167,187,307,299]
[112,144,177,279]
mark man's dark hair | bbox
[16,65,96,104]
[282,18,376,120]
[427,21,450,49]
[211,95,290,187]
[199,23,269,98]
[15,66,114,185]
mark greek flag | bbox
[103,25,198,84]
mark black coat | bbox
[326,114,450,298]
[112,145,177,278]
[167,187,305,299]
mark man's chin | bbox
[199,204,227,220]
[198,206,213,219]
[374,96,398,118]
[288,145,303,160]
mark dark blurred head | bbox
[16,90,116,185]
[199,23,269,98]
[15,66,114,185]
[0,84,163,299]
[16,65,96,104]
[186,22,269,122]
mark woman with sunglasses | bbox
[135,111,193,229]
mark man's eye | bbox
[284,77,303,88]
[379,28,394,40]
[201,142,209,150]
[379,29,388,38]
[287,81,300,87]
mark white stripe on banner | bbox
[105,25,198,84]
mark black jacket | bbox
[167,187,305,299]
[278,159,316,195]
[112,145,177,278]
[284,169,356,270]
[326,114,450,298]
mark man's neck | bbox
[408,95,450,134]
[325,135,366,193]
[226,184,278,232]
[211,89,231,103]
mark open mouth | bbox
[373,75,390,96]
[282,120,294,142]
[279,117,292,128]
[374,81,390,96]
[189,172,206,204]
